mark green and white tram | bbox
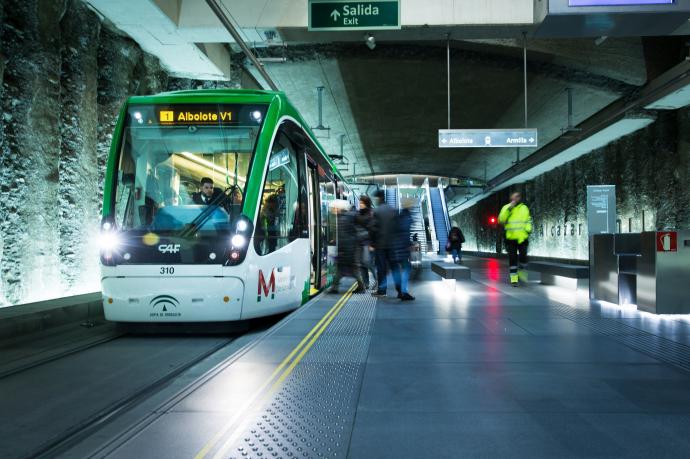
[99,89,351,322]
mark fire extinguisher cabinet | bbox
[637,230,690,314]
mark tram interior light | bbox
[251,110,263,122]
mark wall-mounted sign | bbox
[309,0,400,31]
[586,185,616,235]
[656,231,677,252]
[438,129,538,148]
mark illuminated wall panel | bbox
[453,110,690,260]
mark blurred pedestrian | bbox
[446,227,465,264]
[391,198,415,300]
[371,190,396,296]
[498,191,532,286]
[355,195,375,289]
[329,200,366,294]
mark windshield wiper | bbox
[179,186,233,238]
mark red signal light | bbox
[489,216,497,225]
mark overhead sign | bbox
[569,0,672,5]
[586,185,616,235]
[438,129,538,148]
[656,231,677,252]
[308,0,400,31]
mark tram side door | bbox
[318,171,336,288]
[306,160,320,291]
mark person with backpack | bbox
[446,227,465,264]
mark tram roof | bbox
[126,89,285,105]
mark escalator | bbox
[408,198,428,252]
[384,187,398,210]
[429,187,449,254]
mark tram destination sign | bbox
[309,0,400,31]
[438,129,539,148]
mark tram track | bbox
[0,329,124,380]
[25,336,237,459]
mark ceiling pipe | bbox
[205,0,279,90]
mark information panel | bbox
[586,185,616,235]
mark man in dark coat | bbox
[390,199,414,301]
[192,177,224,205]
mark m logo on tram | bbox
[257,269,276,301]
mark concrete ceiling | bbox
[91,0,673,184]
[251,39,642,181]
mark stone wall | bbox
[0,0,240,306]
[453,109,690,260]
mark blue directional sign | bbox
[438,129,539,148]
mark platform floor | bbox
[73,257,690,458]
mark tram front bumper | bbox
[102,276,245,322]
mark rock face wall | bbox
[0,0,240,306]
[453,109,690,260]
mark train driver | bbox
[192,177,223,205]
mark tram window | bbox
[254,133,300,255]
[112,104,260,233]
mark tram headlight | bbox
[225,216,253,266]
[231,234,246,247]
[236,220,248,232]
[99,231,122,253]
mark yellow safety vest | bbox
[498,202,532,243]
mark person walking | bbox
[355,195,375,289]
[391,199,415,300]
[498,191,532,286]
[329,200,366,294]
[446,227,465,264]
[371,190,396,297]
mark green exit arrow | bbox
[330,9,341,21]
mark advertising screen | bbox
[569,0,673,5]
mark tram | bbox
[99,89,352,322]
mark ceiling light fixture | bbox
[365,34,376,50]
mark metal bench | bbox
[431,261,471,280]
[527,261,589,289]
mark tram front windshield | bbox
[112,104,266,235]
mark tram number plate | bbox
[159,266,175,275]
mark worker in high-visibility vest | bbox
[498,192,532,286]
